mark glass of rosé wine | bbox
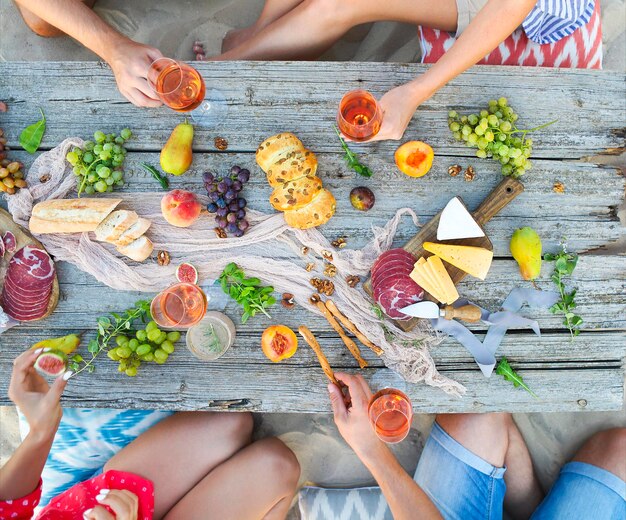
[336,89,383,141]
[368,388,413,443]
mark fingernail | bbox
[62,371,73,381]
[34,348,43,355]
[96,489,110,501]
[43,347,51,352]
[83,509,92,519]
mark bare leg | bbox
[216,0,458,61]
[436,413,543,520]
[14,0,96,37]
[104,412,254,519]
[222,0,305,53]
[164,437,301,520]
[573,428,626,480]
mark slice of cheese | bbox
[424,242,493,281]
[427,256,459,304]
[437,197,485,240]
[421,260,444,298]
[410,265,444,303]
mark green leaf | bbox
[495,358,538,398]
[570,315,583,326]
[241,312,250,324]
[19,108,46,154]
[87,365,96,373]
[88,339,99,354]
[72,354,83,363]
[334,125,374,178]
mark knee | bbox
[218,411,254,445]
[436,412,512,432]
[256,438,301,490]
[574,428,626,480]
[302,0,354,25]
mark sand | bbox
[1,1,625,518]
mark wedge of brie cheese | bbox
[437,197,485,240]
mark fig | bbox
[176,262,198,284]
[350,187,375,211]
[261,325,298,362]
[34,351,67,377]
[395,141,434,178]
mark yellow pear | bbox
[160,120,193,175]
[510,227,542,280]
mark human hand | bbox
[8,349,70,442]
[368,83,429,142]
[84,489,139,520]
[106,39,164,108]
[328,372,384,457]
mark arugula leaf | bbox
[495,357,538,398]
[334,126,373,177]
[219,263,275,323]
[19,108,46,154]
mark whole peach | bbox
[161,189,201,227]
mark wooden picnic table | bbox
[0,61,624,413]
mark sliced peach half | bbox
[394,141,434,178]
[261,325,298,362]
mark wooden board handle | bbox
[473,177,524,226]
[442,304,482,322]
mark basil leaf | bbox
[19,108,46,154]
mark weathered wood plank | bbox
[7,151,624,254]
[1,62,624,157]
[0,331,623,412]
[6,255,624,332]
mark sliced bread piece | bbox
[117,235,153,262]
[94,210,139,243]
[115,218,152,247]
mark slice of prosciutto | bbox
[1,246,55,321]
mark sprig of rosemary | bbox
[334,126,373,177]
[495,357,538,398]
[219,263,276,324]
[544,247,583,340]
[69,300,151,376]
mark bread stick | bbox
[298,326,338,385]
[325,300,384,356]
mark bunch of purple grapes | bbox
[203,166,251,237]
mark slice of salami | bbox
[374,273,415,303]
[2,231,16,253]
[372,261,414,287]
[3,274,53,296]
[376,277,424,320]
[373,269,415,297]
[371,249,416,279]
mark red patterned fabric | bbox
[418,0,602,69]
[0,471,154,520]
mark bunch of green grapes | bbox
[448,98,553,178]
[107,320,181,377]
[66,128,133,196]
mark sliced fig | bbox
[176,262,198,284]
[34,351,67,377]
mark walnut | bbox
[301,246,310,255]
[305,262,315,272]
[310,277,335,296]
[214,137,228,151]
[448,164,462,177]
[346,275,360,288]
[464,166,476,182]
[39,174,51,183]
[309,293,321,304]
[281,293,295,309]
[323,263,337,278]
[156,250,170,266]
[321,250,334,262]
[553,181,565,194]
[214,227,227,239]
[331,237,347,249]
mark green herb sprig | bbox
[496,357,538,398]
[141,162,169,189]
[334,126,373,177]
[544,247,583,340]
[69,300,150,376]
[19,108,46,154]
[219,263,276,324]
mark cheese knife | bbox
[400,301,482,322]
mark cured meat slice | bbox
[372,260,414,287]
[373,269,414,297]
[374,273,414,302]
[3,231,16,253]
[1,245,55,321]
[376,277,424,320]
[371,249,415,279]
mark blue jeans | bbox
[414,422,626,520]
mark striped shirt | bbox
[523,0,596,44]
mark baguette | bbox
[29,198,122,234]
[115,217,152,247]
[117,235,153,262]
[95,210,139,243]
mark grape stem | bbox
[77,158,103,197]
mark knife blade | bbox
[400,301,482,322]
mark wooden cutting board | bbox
[0,207,59,320]
[365,177,524,332]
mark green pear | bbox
[510,227,542,280]
[160,120,193,175]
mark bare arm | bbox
[0,349,69,499]
[14,0,163,107]
[373,0,537,140]
[328,373,442,519]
